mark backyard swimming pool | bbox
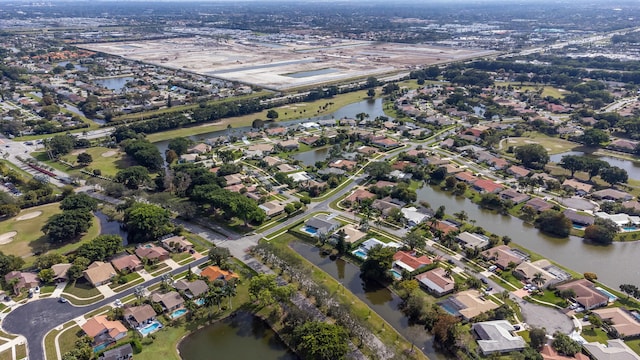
[139,321,162,336]
[194,298,205,306]
[352,249,367,259]
[596,287,618,302]
[93,343,109,353]
[170,308,188,319]
[389,269,402,280]
[301,226,318,235]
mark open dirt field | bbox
[79,37,495,90]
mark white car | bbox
[114,299,123,307]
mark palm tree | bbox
[531,272,545,289]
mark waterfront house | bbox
[150,291,184,312]
[415,268,454,296]
[472,320,526,355]
[123,305,156,328]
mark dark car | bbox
[481,278,488,284]
[447,259,455,265]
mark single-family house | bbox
[563,210,595,227]
[161,236,193,253]
[110,254,143,273]
[507,165,530,178]
[345,189,376,204]
[299,136,320,146]
[415,268,454,296]
[441,164,464,175]
[583,340,640,360]
[448,290,500,320]
[330,159,357,171]
[135,244,170,262]
[401,206,431,227]
[592,189,633,201]
[247,143,274,155]
[352,238,401,259]
[278,139,299,150]
[540,345,589,360]
[372,137,400,149]
[472,320,526,355]
[481,245,527,270]
[430,220,459,236]
[392,251,432,273]
[488,157,509,170]
[473,179,503,194]
[304,214,340,237]
[259,201,286,217]
[513,259,559,288]
[456,232,490,249]
[224,174,243,186]
[499,189,530,204]
[332,225,367,244]
[525,198,555,213]
[174,279,209,299]
[123,305,156,328]
[200,265,239,283]
[100,343,133,360]
[187,143,211,154]
[83,261,117,287]
[562,179,593,195]
[455,171,478,184]
[82,315,127,348]
[180,153,198,163]
[263,156,283,167]
[593,307,640,338]
[150,291,184,312]
[609,139,639,153]
[265,127,287,136]
[51,263,72,283]
[556,279,609,310]
[357,146,378,155]
[5,271,39,295]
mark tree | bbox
[165,149,178,164]
[620,284,639,299]
[583,158,609,181]
[404,232,426,250]
[77,153,93,166]
[435,205,446,220]
[67,256,90,282]
[367,88,376,97]
[531,272,545,288]
[529,327,547,350]
[75,235,123,262]
[535,210,571,237]
[559,155,585,177]
[60,193,98,212]
[124,202,174,243]
[432,313,460,350]
[167,137,192,156]
[42,209,93,243]
[47,135,75,158]
[514,144,549,170]
[366,161,392,180]
[551,332,582,356]
[38,268,54,284]
[115,166,151,189]
[588,314,603,330]
[581,128,609,147]
[209,246,231,266]
[584,218,618,245]
[584,272,598,281]
[365,76,378,88]
[266,109,279,120]
[0,252,24,277]
[360,244,396,282]
[292,321,349,360]
[600,166,628,185]
[34,253,67,270]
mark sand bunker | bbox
[0,231,17,245]
[16,211,42,221]
[101,150,117,157]
[71,149,87,155]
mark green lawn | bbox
[625,338,640,356]
[63,279,102,299]
[0,203,100,264]
[147,89,372,143]
[0,349,10,360]
[502,133,578,155]
[15,343,26,360]
[109,273,144,291]
[581,327,610,344]
[44,322,75,360]
[33,147,134,178]
[57,325,82,355]
[530,290,567,308]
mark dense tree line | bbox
[122,139,163,172]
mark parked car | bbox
[481,278,488,284]
[58,297,68,303]
[488,265,498,272]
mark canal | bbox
[178,311,297,360]
[416,185,640,289]
[290,241,451,360]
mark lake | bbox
[291,147,330,166]
[95,211,128,245]
[178,311,297,360]
[550,150,640,180]
[94,77,134,93]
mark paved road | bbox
[2,256,209,360]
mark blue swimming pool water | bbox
[573,224,585,230]
[389,269,402,280]
[302,226,318,235]
[93,343,108,353]
[194,298,205,306]
[624,226,637,232]
[139,321,162,336]
[438,300,460,316]
[170,308,188,319]
[352,250,367,259]
[596,287,618,302]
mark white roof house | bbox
[583,339,640,360]
[287,172,311,183]
[401,207,430,226]
[456,232,490,249]
[595,212,640,228]
[472,320,526,355]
